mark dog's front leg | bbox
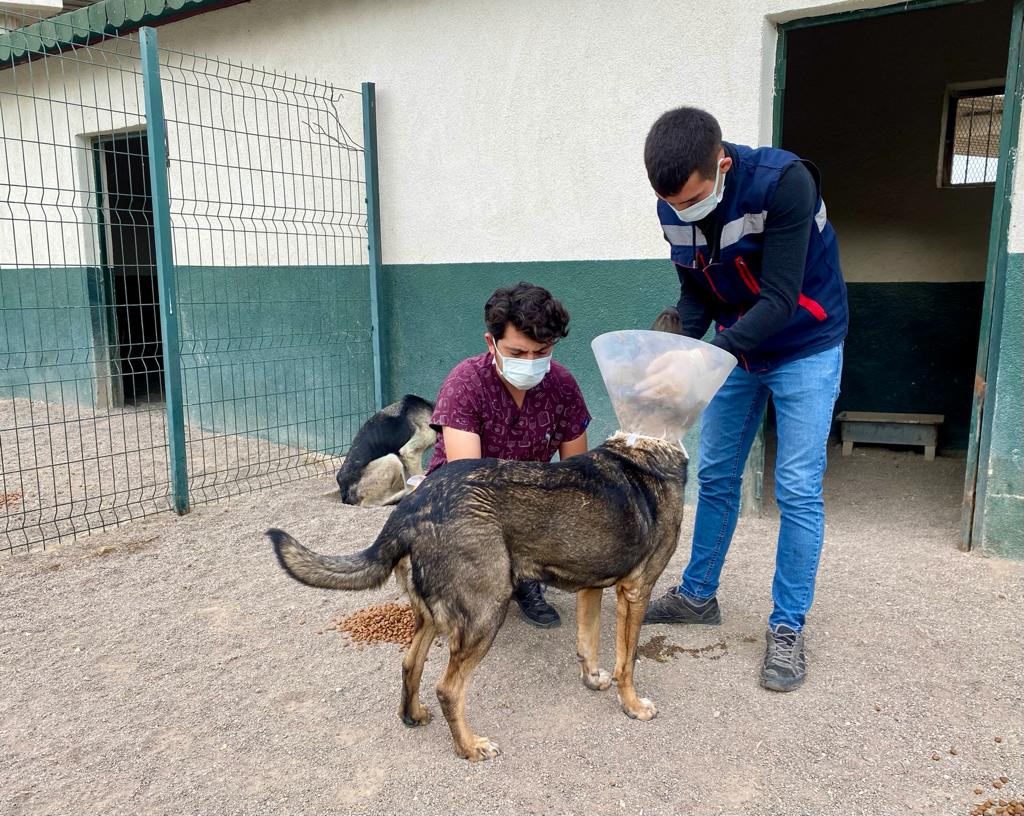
[398,426,435,477]
[576,588,611,691]
[612,583,657,721]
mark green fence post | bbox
[140,26,189,514]
[362,81,385,412]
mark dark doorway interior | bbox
[97,132,163,405]
[779,0,1011,453]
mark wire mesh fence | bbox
[1,18,377,554]
[158,43,376,507]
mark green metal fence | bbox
[1,20,380,554]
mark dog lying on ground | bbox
[269,432,688,761]
[335,394,436,507]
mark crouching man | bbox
[425,282,591,627]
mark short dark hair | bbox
[644,107,722,197]
[484,282,570,344]
[651,306,683,335]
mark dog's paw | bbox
[619,694,658,721]
[459,735,501,762]
[581,668,612,691]
[400,703,431,727]
[634,697,658,720]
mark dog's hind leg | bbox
[355,454,408,507]
[400,604,437,727]
[436,610,504,762]
[576,588,611,691]
[612,581,657,721]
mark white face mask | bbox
[493,344,551,390]
[670,159,725,223]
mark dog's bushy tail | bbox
[268,527,408,591]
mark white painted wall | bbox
[0,37,146,269]
[153,0,906,266]
[0,35,365,269]
[154,53,367,269]
[6,0,1017,270]
[1009,103,1024,253]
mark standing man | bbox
[426,282,591,628]
[640,107,848,691]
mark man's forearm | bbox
[677,278,714,340]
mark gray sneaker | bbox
[761,624,806,692]
[642,589,721,625]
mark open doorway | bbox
[94,132,164,405]
[768,0,1013,523]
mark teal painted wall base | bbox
[0,267,105,406]
[176,265,376,455]
[0,264,377,458]
[6,259,1018,552]
[841,282,983,450]
[380,262,1006,515]
[382,260,720,505]
[974,253,1023,559]
[381,260,678,444]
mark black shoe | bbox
[513,580,560,628]
[642,588,721,625]
[760,624,806,692]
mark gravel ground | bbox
[1,397,339,551]
[1,444,1021,816]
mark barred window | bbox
[941,86,1003,187]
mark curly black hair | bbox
[484,282,570,344]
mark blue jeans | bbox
[678,343,843,632]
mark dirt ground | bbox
[1,444,1021,816]
[1,396,339,551]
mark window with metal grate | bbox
[940,85,1003,187]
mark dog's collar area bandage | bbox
[624,431,687,455]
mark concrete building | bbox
[1,0,1020,556]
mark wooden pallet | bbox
[836,411,945,461]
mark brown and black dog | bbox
[269,433,688,761]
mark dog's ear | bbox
[651,306,683,335]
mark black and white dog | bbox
[336,394,437,507]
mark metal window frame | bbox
[938,81,1006,189]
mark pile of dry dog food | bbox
[970,799,1022,816]
[325,603,417,647]
[970,764,1017,816]
[0,490,22,509]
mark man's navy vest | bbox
[657,143,848,371]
